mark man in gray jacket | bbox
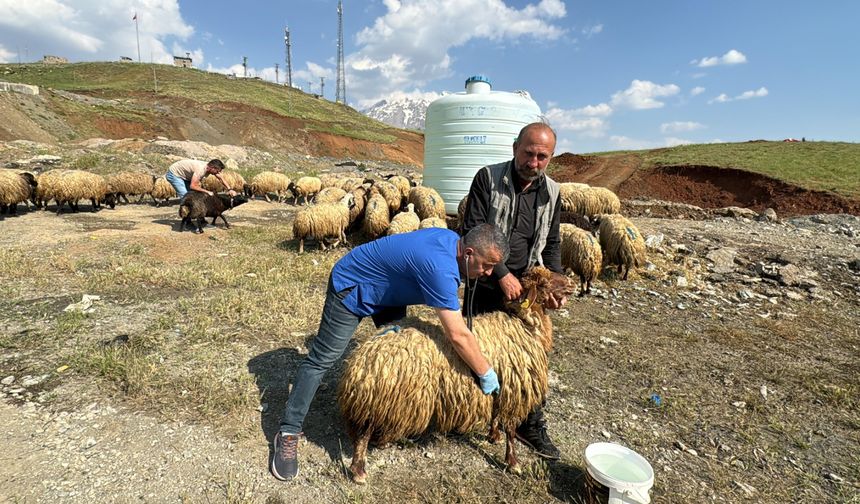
[460,121,568,459]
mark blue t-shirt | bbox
[331,228,461,316]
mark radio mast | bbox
[284,26,293,87]
[335,0,346,103]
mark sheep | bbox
[347,185,369,229]
[36,169,113,214]
[559,183,621,217]
[319,173,343,189]
[589,187,621,216]
[370,180,402,215]
[0,169,37,215]
[386,203,420,235]
[337,266,576,484]
[362,193,390,239]
[292,193,354,253]
[456,195,469,230]
[386,174,412,203]
[339,177,367,193]
[559,223,603,295]
[202,169,246,193]
[247,171,291,202]
[150,176,177,206]
[596,214,646,280]
[287,176,322,205]
[105,171,156,204]
[178,192,249,234]
[419,216,448,230]
[314,186,347,204]
[407,186,446,220]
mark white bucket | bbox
[584,442,654,504]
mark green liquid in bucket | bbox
[590,454,650,483]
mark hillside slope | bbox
[0,62,423,164]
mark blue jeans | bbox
[280,276,362,434]
[165,171,191,200]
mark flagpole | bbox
[134,13,141,63]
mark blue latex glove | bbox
[478,368,500,395]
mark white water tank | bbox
[423,75,542,214]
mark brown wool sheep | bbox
[288,176,323,205]
[362,193,390,239]
[386,203,420,235]
[37,169,112,214]
[371,180,402,215]
[0,169,37,215]
[338,267,575,483]
[418,216,448,230]
[597,214,646,280]
[386,174,412,203]
[292,193,354,253]
[407,186,446,220]
[456,195,469,230]
[314,186,347,204]
[201,170,246,193]
[150,177,177,206]
[559,223,603,295]
[105,171,156,204]
[248,171,291,202]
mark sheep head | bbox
[508,266,576,315]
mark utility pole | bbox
[242,56,247,78]
[275,63,279,84]
[335,0,346,103]
[284,26,292,88]
[308,81,312,94]
[320,77,325,99]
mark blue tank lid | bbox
[465,75,491,87]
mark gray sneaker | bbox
[271,431,301,481]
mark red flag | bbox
[132,13,137,21]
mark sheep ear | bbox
[521,285,538,309]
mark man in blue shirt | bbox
[271,223,509,482]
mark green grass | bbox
[568,141,860,198]
[1,62,398,143]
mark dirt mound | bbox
[618,165,860,217]
[551,153,640,192]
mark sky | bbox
[0,0,858,154]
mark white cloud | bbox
[693,49,747,67]
[609,135,657,150]
[0,43,16,63]
[0,0,194,64]
[544,104,611,138]
[610,80,680,110]
[344,0,567,104]
[660,121,704,134]
[664,137,693,147]
[690,86,705,96]
[582,23,603,38]
[708,87,768,104]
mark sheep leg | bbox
[55,201,65,215]
[622,265,629,281]
[298,238,304,254]
[180,217,189,232]
[264,194,271,203]
[220,215,231,229]
[195,217,205,234]
[349,429,372,484]
[488,419,502,444]
[505,427,521,474]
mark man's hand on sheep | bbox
[545,292,568,310]
[498,273,523,301]
[227,189,238,197]
[478,368,500,395]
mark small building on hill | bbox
[173,55,192,68]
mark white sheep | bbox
[362,193,390,239]
[314,187,347,204]
[202,169,245,193]
[0,169,36,214]
[338,267,576,483]
[292,193,354,253]
[386,203,420,235]
[150,176,177,206]
[418,216,448,230]
[288,176,323,205]
[37,169,112,214]
[248,171,291,202]
[371,180,402,215]
[407,186,446,220]
[559,223,603,295]
[105,171,156,204]
[596,214,646,280]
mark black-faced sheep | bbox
[596,214,646,280]
[292,193,354,253]
[559,223,603,295]
[0,169,37,215]
[178,192,249,233]
[287,176,322,205]
[248,171,291,202]
[338,267,575,483]
[407,186,446,220]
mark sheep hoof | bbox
[508,464,522,475]
[350,468,367,485]
[194,229,203,234]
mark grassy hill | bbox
[569,141,860,198]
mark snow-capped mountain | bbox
[361,97,432,130]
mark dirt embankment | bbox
[551,154,860,217]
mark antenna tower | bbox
[284,27,293,87]
[335,0,346,103]
[242,56,247,78]
[275,63,279,84]
[320,77,325,98]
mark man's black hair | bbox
[463,223,509,261]
[208,159,226,171]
